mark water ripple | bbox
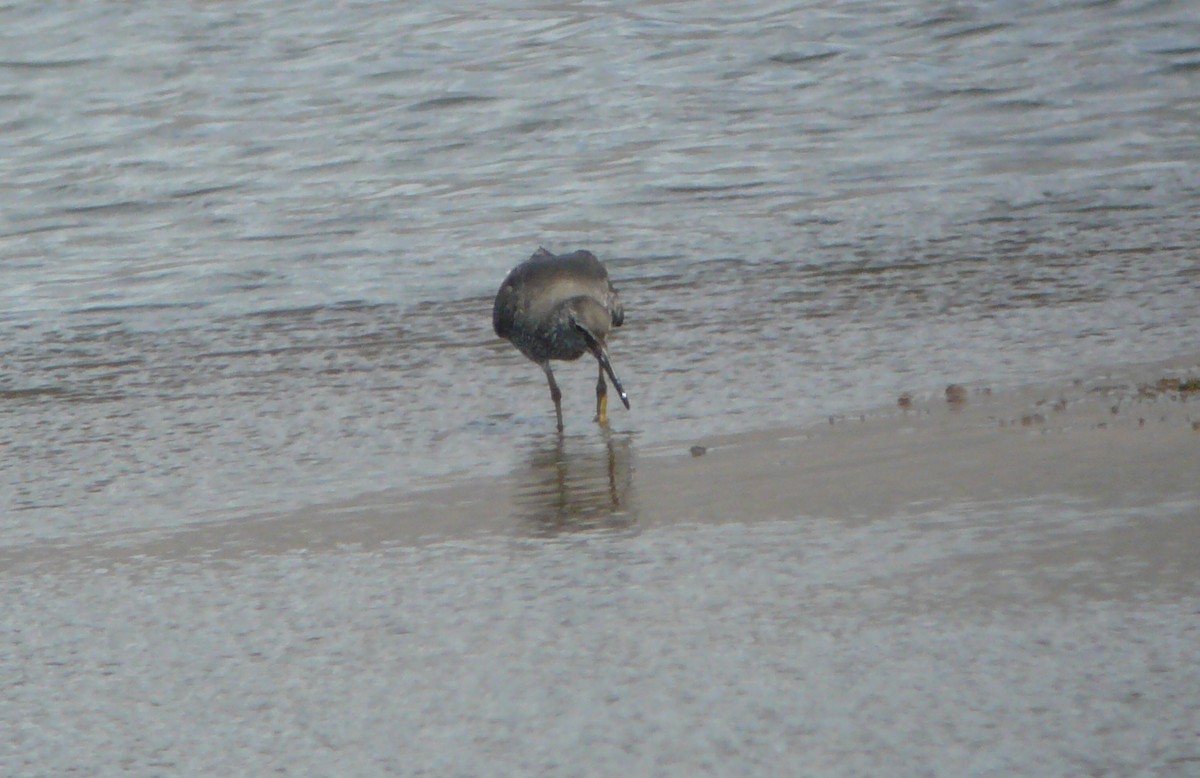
[1,0,1199,544]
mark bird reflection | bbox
[514,431,636,536]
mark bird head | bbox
[568,299,630,410]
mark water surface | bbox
[2,0,1199,541]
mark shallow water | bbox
[3,0,1200,542]
[5,503,1199,775]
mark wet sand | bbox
[9,355,1198,567]
[3,358,1199,775]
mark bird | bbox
[493,247,630,431]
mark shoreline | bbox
[5,355,1198,776]
[4,352,1197,573]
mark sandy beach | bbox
[4,357,1198,776]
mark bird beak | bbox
[575,320,631,411]
[593,343,631,410]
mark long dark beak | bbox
[594,344,631,409]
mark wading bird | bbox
[493,248,630,431]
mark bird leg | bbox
[595,362,609,425]
[541,362,564,432]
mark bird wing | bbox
[493,279,518,339]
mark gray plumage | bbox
[493,248,629,430]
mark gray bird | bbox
[493,247,630,431]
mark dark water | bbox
[2,0,1199,543]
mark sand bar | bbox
[5,355,1197,570]
[3,358,1198,775]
